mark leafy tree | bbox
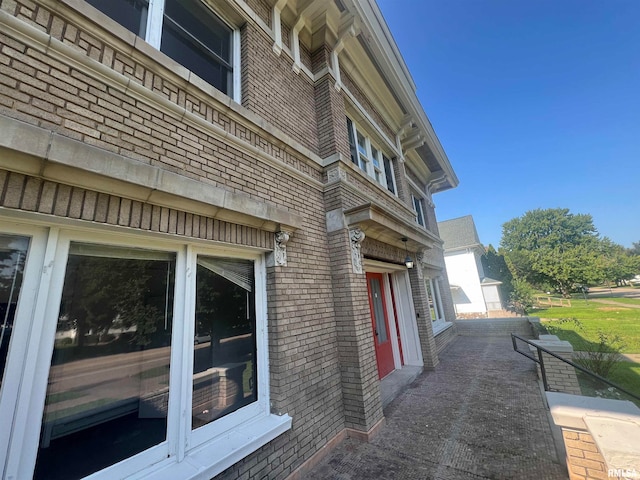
[481,244,513,301]
[509,277,535,314]
[628,241,640,257]
[500,208,603,296]
[600,239,640,285]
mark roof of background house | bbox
[438,215,483,251]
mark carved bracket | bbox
[349,226,365,274]
[416,248,427,279]
[274,230,291,266]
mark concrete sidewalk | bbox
[305,335,568,480]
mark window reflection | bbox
[0,235,29,389]
[192,256,256,430]
[34,244,175,480]
[85,0,149,37]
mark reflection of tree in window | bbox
[59,256,174,352]
[35,245,175,480]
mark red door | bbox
[367,273,395,379]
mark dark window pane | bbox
[414,196,425,227]
[0,235,29,389]
[347,118,358,165]
[34,244,175,480]
[383,155,395,194]
[162,0,232,95]
[192,256,256,430]
[85,0,148,37]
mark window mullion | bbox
[7,228,67,480]
[146,0,165,48]
[173,245,195,461]
[365,139,374,177]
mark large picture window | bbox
[35,244,176,480]
[0,225,290,480]
[85,0,236,98]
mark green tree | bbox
[628,241,640,256]
[500,208,603,296]
[600,239,640,285]
[481,244,513,301]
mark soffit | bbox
[344,203,441,251]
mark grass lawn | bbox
[535,299,640,353]
[534,297,640,402]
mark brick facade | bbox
[562,430,609,480]
[0,0,460,478]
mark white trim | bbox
[0,225,48,479]
[392,271,422,366]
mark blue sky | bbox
[377,0,640,249]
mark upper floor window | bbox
[412,192,425,228]
[346,118,396,194]
[86,0,236,99]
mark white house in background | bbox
[438,216,503,318]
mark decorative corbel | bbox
[415,248,428,279]
[401,131,425,154]
[349,226,366,274]
[397,114,414,139]
[331,15,357,90]
[274,230,291,266]
[290,16,306,74]
[272,0,288,56]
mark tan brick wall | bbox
[341,70,395,143]
[562,430,608,480]
[407,266,439,369]
[434,325,456,354]
[0,169,273,247]
[0,0,323,188]
[539,353,582,396]
[241,22,319,154]
[314,72,350,160]
[245,0,271,25]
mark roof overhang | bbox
[344,203,441,251]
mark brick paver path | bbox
[306,335,568,479]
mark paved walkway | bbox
[306,335,568,480]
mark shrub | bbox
[573,330,626,379]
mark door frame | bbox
[364,260,422,372]
[366,272,395,379]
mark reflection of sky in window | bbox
[0,236,28,284]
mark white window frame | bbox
[411,192,425,228]
[1,221,290,480]
[346,118,396,194]
[426,276,449,334]
[87,0,241,103]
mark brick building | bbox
[0,0,459,478]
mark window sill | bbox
[432,321,453,337]
[138,413,292,480]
